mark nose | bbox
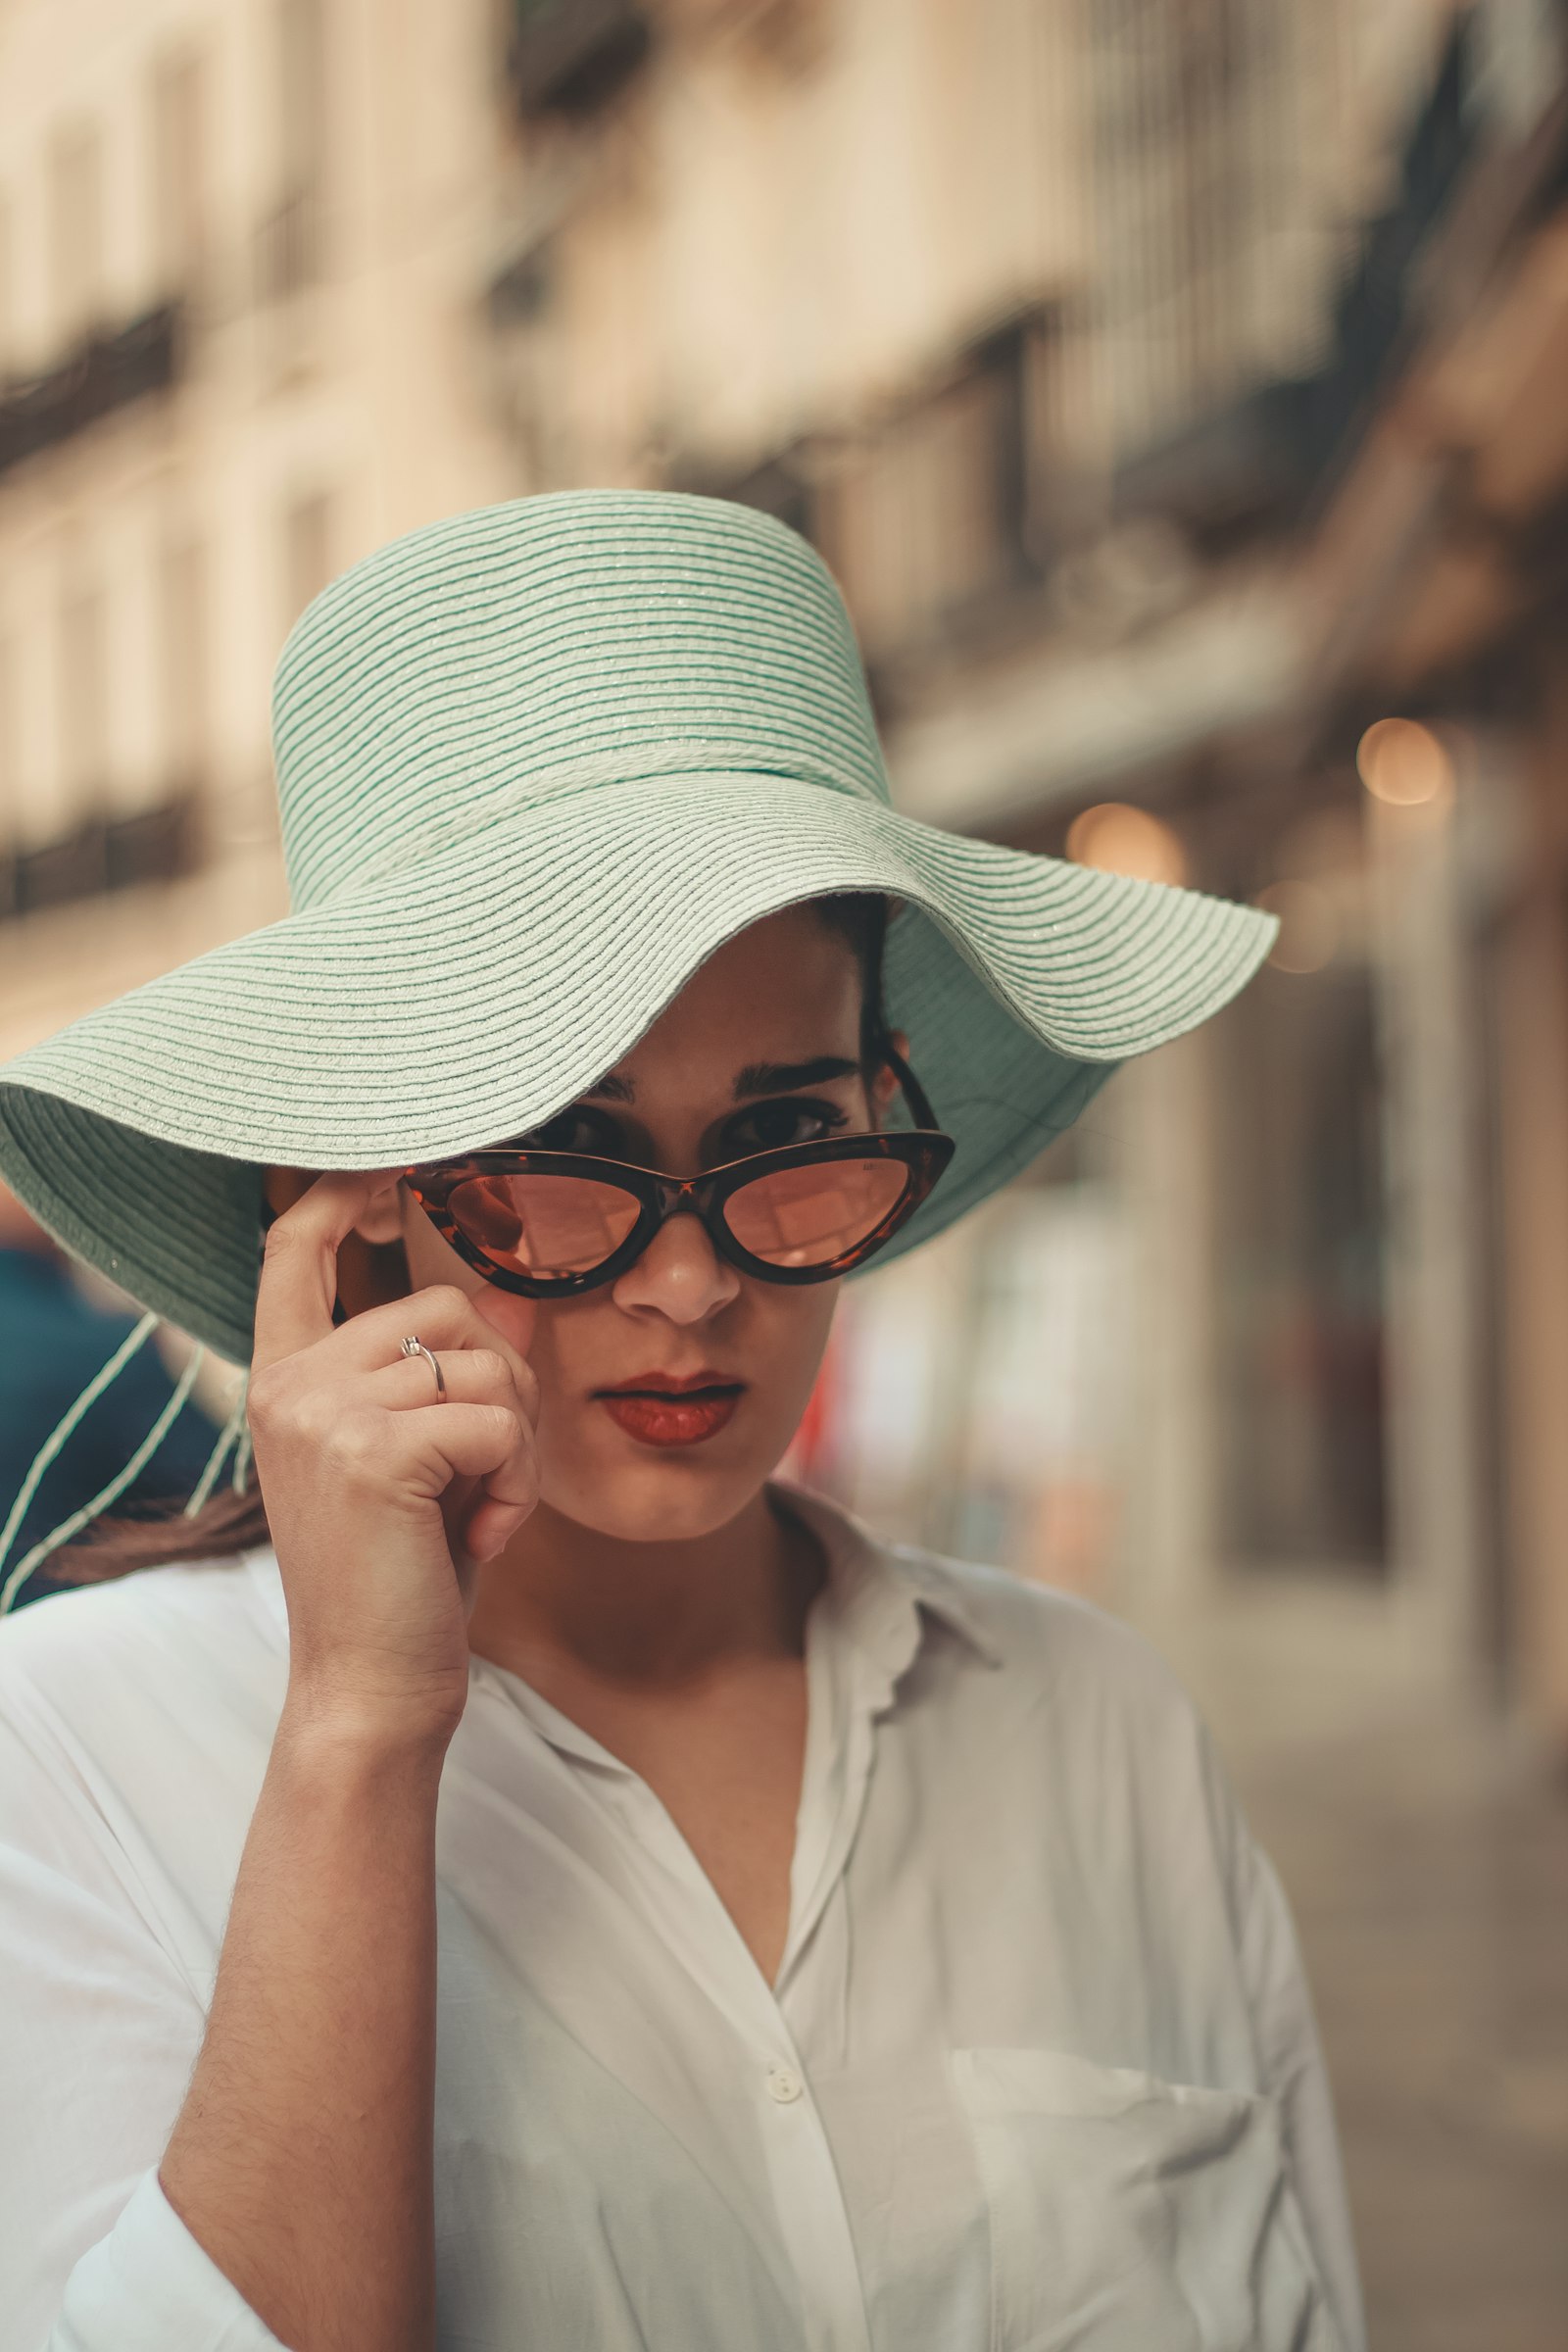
[610,1202,741,1324]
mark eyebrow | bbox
[584,1055,860,1105]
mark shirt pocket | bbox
[953,2046,1342,2352]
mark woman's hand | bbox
[248,1170,539,1748]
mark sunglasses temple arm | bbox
[881,1040,942,1134]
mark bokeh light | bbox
[1257,879,1340,974]
[1356,717,1455,807]
[1065,803,1188,886]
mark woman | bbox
[0,491,1364,2352]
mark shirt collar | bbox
[244,1482,1004,1729]
[768,1480,1004,1692]
[472,1484,1003,1769]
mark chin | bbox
[537,1440,782,1545]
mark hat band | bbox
[294,738,888,910]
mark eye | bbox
[517,1105,625,1156]
[724,1097,851,1155]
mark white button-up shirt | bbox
[0,1483,1365,2352]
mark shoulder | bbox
[896,1537,1205,1726]
[0,1552,286,1778]
[884,1534,1239,1823]
[0,1556,284,1984]
[881,1537,1252,1916]
[1,1546,281,1673]
[786,1479,1207,1746]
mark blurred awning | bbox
[885,584,1303,834]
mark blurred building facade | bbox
[5,0,1568,1756]
[481,0,1568,1749]
[0,0,514,1063]
[6,12,1565,2335]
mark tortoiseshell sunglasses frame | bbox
[400,1045,955,1298]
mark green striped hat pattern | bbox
[0,491,1275,1363]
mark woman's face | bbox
[379,906,900,1544]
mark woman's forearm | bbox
[158,1701,449,2352]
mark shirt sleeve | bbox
[43,2174,288,2352]
[0,1701,286,2352]
[1230,1825,1368,2352]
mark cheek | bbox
[762,1288,839,1400]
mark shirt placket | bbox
[749,1621,893,2352]
[494,1622,890,2352]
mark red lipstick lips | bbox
[594,1370,744,1448]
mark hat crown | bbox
[272,490,892,908]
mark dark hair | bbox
[51,1472,273,1587]
[808,889,895,1069]
[48,892,896,1589]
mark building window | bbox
[160,533,208,794]
[59,570,108,819]
[815,312,1058,665]
[0,191,13,381]
[48,121,105,351]
[1088,0,1320,458]
[283,488,334,629]
[280,0,329,190]
[508,0,652,119]
[0,626,13,809]
[0,630,17,917]
[1212,957,1389,1573]
[255,0,328,300]
[0,565,195,919]
[151,47,209,302]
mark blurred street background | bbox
[3,0,1568,2339]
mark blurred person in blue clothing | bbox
[0,1183,219,1609]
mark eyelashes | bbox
[730,1099,850,1152]
[519,1096,854,1162]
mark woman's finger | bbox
[356,1346,528,1417]
[252,1170,403,1374]
[460,1486,537,1566]
[454,1424,541,1564]
[300,1281,538,1406]
[391,1401,533,1496]
[362,1340,538,1568]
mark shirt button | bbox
[765,2062,805,2104]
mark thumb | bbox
[472,1281,536,1366]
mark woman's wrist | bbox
[276,1678,459,1778]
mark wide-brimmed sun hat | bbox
[0,490,1273,1370]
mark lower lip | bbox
[597,1391,742,1447]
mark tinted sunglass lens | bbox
[724,1157,910,1269]
[449,1173,641,1280]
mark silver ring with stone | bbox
[400,1334,447,1401]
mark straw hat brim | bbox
[0,772,1274,1363]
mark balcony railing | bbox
[0,305,182,481]
[508,0,651,118]
[1113,14,1479,543]
[674,306,1061,677]
[0,796,197,924]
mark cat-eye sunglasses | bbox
[401,1044,954,1299]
